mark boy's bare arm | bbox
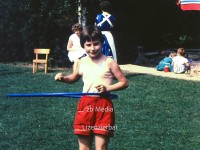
[55,72,81,83]
[55,60,81,83]
[106,59,128,92]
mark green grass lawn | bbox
[0,63,200,150]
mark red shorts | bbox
[73,96,115,137]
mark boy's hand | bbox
[95,84,107,93]
[55,73,63,81]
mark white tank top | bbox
[79,57,114,93]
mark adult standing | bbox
[95,0,117,62]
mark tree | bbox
[78,0,100,27]
[1,0,79,66]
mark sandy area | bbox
[8,62,200,82]
[120,64,200,82]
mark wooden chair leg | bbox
[45,64,47,73]
[33,63,35,73]
[36,63,38,73]
[33,62,48,73]
[33,63,38,73]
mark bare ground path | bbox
[120,64,200,82]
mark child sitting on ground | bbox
[156,51,176,71]
[172,48,190,74]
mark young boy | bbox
[55,25,128,150]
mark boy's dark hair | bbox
[80,25,104,48]
[72,23,83,32]
[100,0,112,12]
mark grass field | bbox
[1,63,200,150]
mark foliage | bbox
[0,0,78,66]
[112,0,200,50]
[1,0,200,65]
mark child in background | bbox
[156,51,176,71]
[95,0,117,62]
[55,25,128,150]
[172,48,190,74]
[67,23,87,63]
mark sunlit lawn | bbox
[0,63,200,150]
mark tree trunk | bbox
[78,0,87,28]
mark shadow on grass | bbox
[125,73,148,79]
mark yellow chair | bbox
[33,49,50,73]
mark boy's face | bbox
[84,40,102,58]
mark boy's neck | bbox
[89,53,104,62]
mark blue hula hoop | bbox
[6,92,118,99]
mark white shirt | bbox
[68,34,86,62]
[79,57,114,93]
[173,56,188,73]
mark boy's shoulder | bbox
[105,57,119,69]
[106,57,115,64]
[79,55,89,63]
